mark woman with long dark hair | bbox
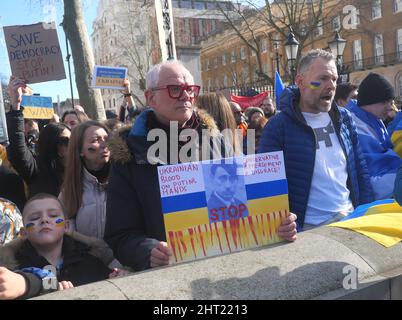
[59,121,110,239]
[6,77,71,197]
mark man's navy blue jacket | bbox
[259,87,374,228]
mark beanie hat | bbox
[357,73,395,106]
[245,107,265,120]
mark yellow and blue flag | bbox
[329,199,402,247]
[159,153,290,264]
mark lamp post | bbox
[328,31,347,83]
[284,30,299,85]
[273,41,281,75]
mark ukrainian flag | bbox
[162,179,289,263]
[22,96,54,120]
[329,199,402,247]
[390,112,402,158]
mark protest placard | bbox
[22,95,54,119]
[0,85,9,146]
[158,152,289,264]
[3,22,66,84]
[91,66,127,90]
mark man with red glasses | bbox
[105,60,297,272]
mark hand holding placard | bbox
[8,76,32,110]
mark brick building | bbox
[201,0,402,101]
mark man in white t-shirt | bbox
[259,49,374,230]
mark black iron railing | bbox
[344,51,402,73]
[203,80,273,96]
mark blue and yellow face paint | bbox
[309,81,321,89]
[55,218,65,228]
[25,223,35,232]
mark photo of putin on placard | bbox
[204,162,249,222]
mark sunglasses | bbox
[57,136,70,146]
[152,85,201,99]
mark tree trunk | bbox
[63,0,105,120]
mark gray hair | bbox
[146,60,192,89]
[297,49,335,75]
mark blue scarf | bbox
[347,100,401,177]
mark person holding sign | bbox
[6,76,71,197]
[259,49,374,230]
[105,60,298,272]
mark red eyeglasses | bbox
[152,85,201,99]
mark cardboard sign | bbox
[158,152,289,264]
[0,85,9,146]
[91,66,127,90]
[3,22,66,84]
[22,95,54,119]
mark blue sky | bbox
[0,0,98,102]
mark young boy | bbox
[0,193,124,300]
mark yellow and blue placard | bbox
[158,152,289,264]
[22,95,54,119]
[91,65,127,90]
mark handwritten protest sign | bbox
[91,66,127,90]
[22,95,54,119]
[0,85,9,146]
[3,22,66,84]
[158,152,289,264]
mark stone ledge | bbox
[34,227,402,300]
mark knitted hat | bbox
[245,107,265,120]
[357,73,395,106]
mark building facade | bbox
[92,0,233,111]
[92,0,154,111]
[201,0,402,102]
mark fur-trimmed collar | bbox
[0,231,112,270]
[108,109,219,165]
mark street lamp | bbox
[328,31,347,83]
[273,41,281,76]
[284,30,299,85]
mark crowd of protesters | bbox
[1,49,402,299]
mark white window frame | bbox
[231,50,236,63]
[332,16,341,31]
[315,20,323,36]
[398,74,402,97]
[223,74,228,87]
[353,39,363,69]
[262,63,268,74]
[240,47,246,60]
[262,39,268,53]
[374,34,384,65]
[372,0,382,20]
[397,29,402,60]
[394,0,402,13]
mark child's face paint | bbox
[55,218,65,228]
[25,223,35,232]
[22,199,66,245]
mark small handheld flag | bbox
[275,70,285,110]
